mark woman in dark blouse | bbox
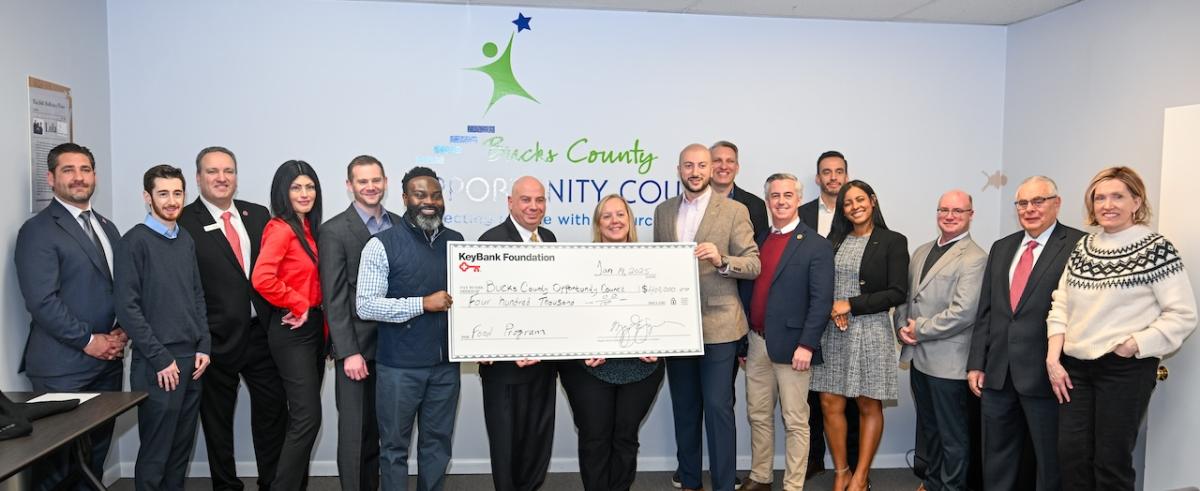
[559,194,665,491]
[251,160,325,490]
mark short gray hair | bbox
[764,172,803,198]
[1018,175,1059,196]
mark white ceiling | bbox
[381,0,1080,25]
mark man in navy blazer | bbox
[15,143,126,490]
[737,173,834,491]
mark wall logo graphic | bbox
[468,12,538,115]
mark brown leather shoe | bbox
[741,479,772,491]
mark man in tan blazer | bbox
[895,190,988,491]
[654,143,760,491]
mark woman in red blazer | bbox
[252,160,324,490]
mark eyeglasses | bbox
[936,208,973,216]
[1014,195,1058,210]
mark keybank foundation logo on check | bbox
[458,252,557,263]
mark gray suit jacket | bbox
[319,204,402,361]
[895,235,988,380]
[653,191,760,344]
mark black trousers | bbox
[481,364,558,491]
[809,389,860,470]
[1059,353,1158,491]
[200,318,287,491]
[266,308,325,490]
[334,357,380,491]
[981,372,1061,491]
[911,368,971,491]
[560,361,665,491]
[130,355,202,491]
[28,361,122,491]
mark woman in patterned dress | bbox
[810,180,909,491]
[1046,167,1197,490]
[558,194,666,491]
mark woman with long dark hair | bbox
[558,194,665,491]
[251,160,325,490]
[809,180,908,491]
[1046,166,1196,490]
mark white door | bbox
[1145,103,1200,490]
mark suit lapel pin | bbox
[795,233,804,241]
[242,210,249,216]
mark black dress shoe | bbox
[806,461,827,480]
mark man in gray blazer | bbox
[319,155,402,491]
[654,143,760,491]
[895,190,987,491]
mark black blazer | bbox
[837,227,910,316]
[15,199,122,378]
[477,217,558,383]
[730,184,770,239]
[799,199,820,233]
[177,198,272,361]
[738,222,835,365]
[967,222,1085,396]
[319,204,403,361]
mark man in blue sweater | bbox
[357,166,463,491]
[114,164,211,490]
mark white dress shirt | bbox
[55,196,114,275]
[1008,222,1058,284]
[676,187,712,242]
[817,198,836,238]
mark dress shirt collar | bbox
[508,215,539,241]
[1022,221,1057,248]
[818,197,836,214]
[143,213,179,239]
[937,231,969,248]
[354,202,393,233]
[199,195,241,223]
[771,216,801,235]
[681,186,713,208]
[54,196,92,219]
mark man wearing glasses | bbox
[967,176,1084,490]
[895,190,986,491]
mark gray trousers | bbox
[335,357,380,491]
[130,355,202,491]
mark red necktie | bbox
[222,211,246,272]
[1009,240,1039,311]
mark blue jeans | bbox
[376,362,461,491]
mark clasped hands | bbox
[830,299,851,330]
[84,327,128,361]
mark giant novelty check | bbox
[447,241,704,361]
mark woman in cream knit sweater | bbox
[1045,166,1197,490]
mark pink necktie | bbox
[222,211,245,271]
[1009,240,1039,311]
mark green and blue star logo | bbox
[468,12,539,115]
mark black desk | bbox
[0,392,146,490]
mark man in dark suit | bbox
[967,176,1084,491]
[177,146,286,491]
[798,150,849,239]
[796,149,856,477]
[710,141,768,237]
[319,155,402,491]
[16,143,127,490]
[737,173,834,491]
[477,176,559,491]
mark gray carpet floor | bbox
[110,469,921,490]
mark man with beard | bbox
[178,146,285,490]
[114,165,211,490]
[477,175,559,491]
[16,142,126,490]
[319,155,401,491]
[654,144,760,491]
[357,166,463,491]
[797,150,857,477]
